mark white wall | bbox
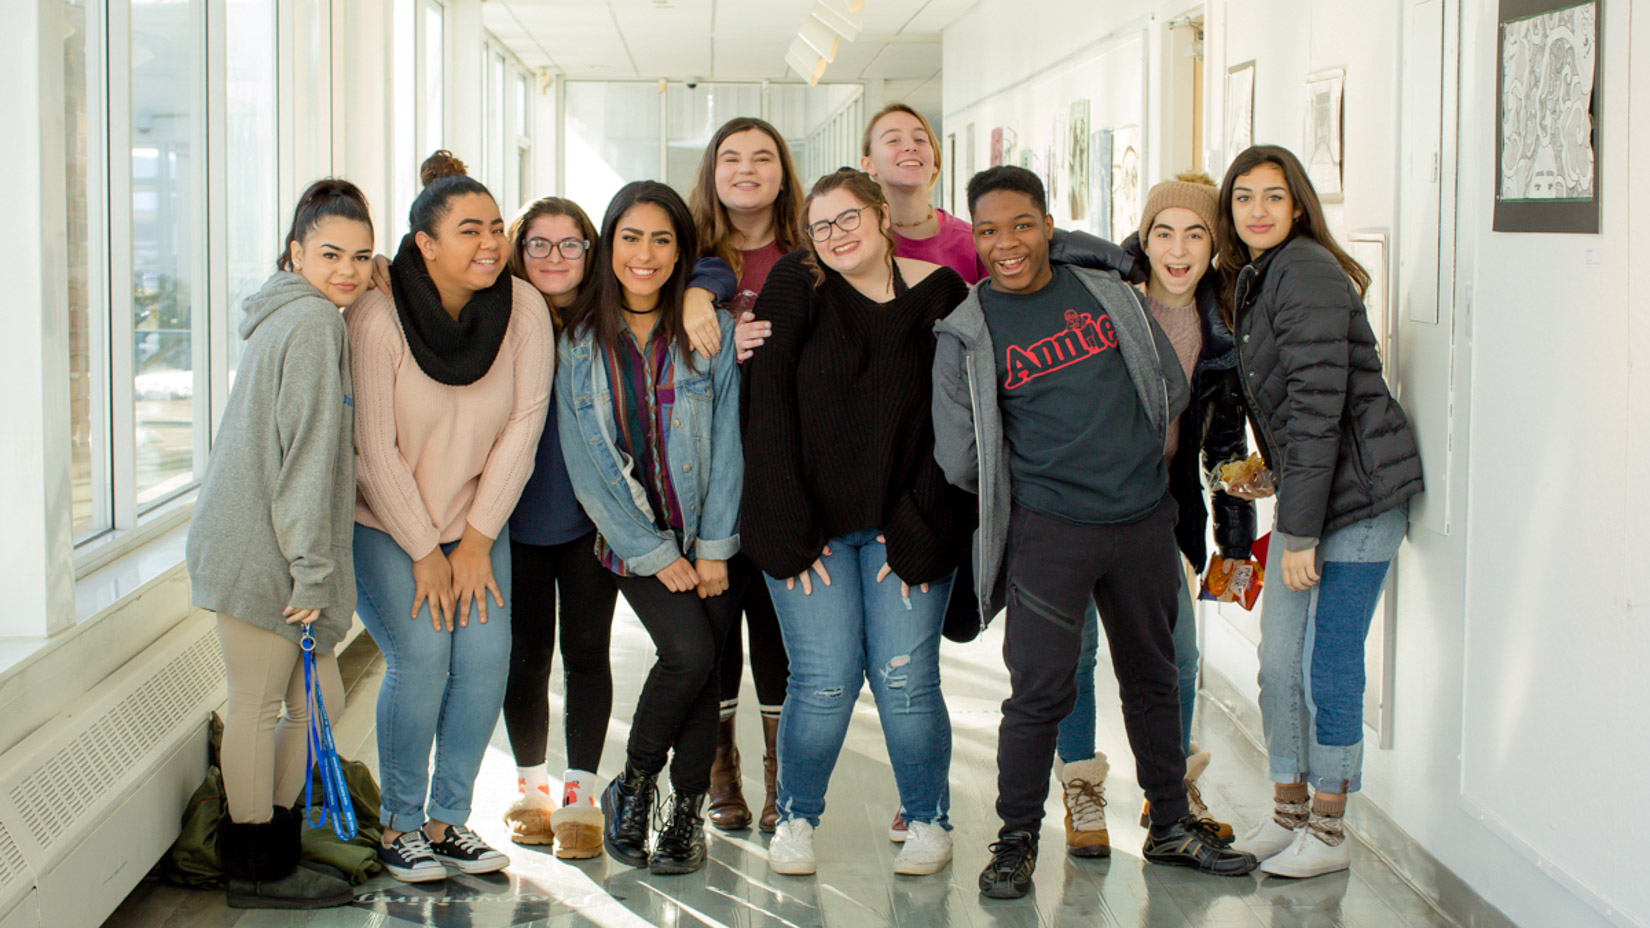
[944,1,1646,926]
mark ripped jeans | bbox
[766,529,954,829]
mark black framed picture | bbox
[1493,0,1600,233]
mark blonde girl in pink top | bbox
[347,151,552,883]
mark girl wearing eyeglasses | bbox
[497,197,735,862]
[741,168,971,877]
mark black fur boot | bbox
[216,806,354,909]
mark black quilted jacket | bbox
[1230,235,1423,543]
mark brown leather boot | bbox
[759,714,780,833]
[707,715,753,831]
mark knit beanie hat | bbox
[1138,170,1219,242]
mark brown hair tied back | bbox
[277,178,374,272]
[419,150,469,187]
[799,168,897,287]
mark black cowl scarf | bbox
[388,233,513,386]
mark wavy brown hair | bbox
[689,117,804,278]
[563,181,701,367]
[861,103,941,191]
[799,168,898,287]
[1215,145,1369,325]
[506,196,597,328]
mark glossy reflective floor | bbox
[105,603,1455,928]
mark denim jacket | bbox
[555,311,742,576]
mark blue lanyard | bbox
[302,630,358,842]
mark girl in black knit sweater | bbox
[741,169,970,877]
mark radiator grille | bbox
[0,824,24,899]
[8,633,223,851]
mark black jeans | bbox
[616,565,747,794]
[503,532,620,772]
[995,497,1190,836]
[717,553,789,711]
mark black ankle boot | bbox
[603,763,657,868]
[217,807,354,909]
[650,791,707,875]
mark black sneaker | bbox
[1142,816,1259,876]
[379,830,447,883]
[978,830,1037,899]
[427,824,510,874]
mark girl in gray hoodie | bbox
[185,179,375,910]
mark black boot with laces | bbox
[650,791,708,874]
[978,830,1038,899]
[603,762,657,868]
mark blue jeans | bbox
[354,524,514,832]
[1058,559,1199,764]
[766,529,954,829]
[1258,505,1406,793]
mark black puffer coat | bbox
[1231,235,1422,543]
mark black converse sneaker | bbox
[427,824,510,874]
[379,830,447,883]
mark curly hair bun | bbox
[420,150,469,187]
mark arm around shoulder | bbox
[930,328,980,494]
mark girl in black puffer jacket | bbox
[1216,146,1422,880]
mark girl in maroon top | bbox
[682,116,807,833]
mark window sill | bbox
[73,492,196,579]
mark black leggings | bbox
[503,533,620,773]
[616,567,746,794]
[717,553,789,711]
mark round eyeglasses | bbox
[805,207,869,243]
[524,237,591,259]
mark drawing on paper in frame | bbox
[990,128,1004,167]
[1110,125,1141,244]
[1067,99,1090,221]
[1090,128,1112,239]
[1225,61,1255,162]
[1494,0,1599,232]
[1304,68,1344,200]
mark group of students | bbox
[185,100,1422,910]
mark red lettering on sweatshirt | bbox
[1002,308,1117,390]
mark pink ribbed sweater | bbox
[346,276,553,560]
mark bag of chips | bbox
[1200,532,1269,611]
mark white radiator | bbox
[0,610,224,927]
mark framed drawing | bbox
[1494,0,1600,233]
[1349,228,1395,746]
[1110,125,1141,243]
[1067,99,1090,221]
[1089,128,1112,238]
[990,127,1004,167]
[1304,68,1345,201]
[1225,60,1255,162]
[946,133,957,213]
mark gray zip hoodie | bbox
[186,272,356,653]
[931,266,1189,631]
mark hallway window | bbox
[225,0,278,375]
[130,0,204,509]
[67,0,107,540]
[421,0,444,156]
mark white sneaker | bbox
[769,818,817,875]
[1232,814,1300,860]
[892,820,952,875]
[1260,823,1350,878]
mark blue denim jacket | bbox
[555,311,742,576]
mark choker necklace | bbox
[620,303,662,315]
[893,208,935,229]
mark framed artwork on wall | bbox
[1493,0,1600,233]
[1304,68,1345,201]
[1067,99,1090,221]
[1110,125,1141,243]
[1089,128,1112,238]
[1224,60,1255,163]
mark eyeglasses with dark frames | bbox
[524,237,592,259]
[805,207,869,243]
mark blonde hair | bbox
[861,103,941,190]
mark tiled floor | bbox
[104,604,1456,928]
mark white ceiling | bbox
[483,0,976,83]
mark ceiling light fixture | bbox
[786,38,826,85]
[811,0,865,41]
[797,17,840,62]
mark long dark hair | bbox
[689,117,804,278]
[1215,145,1369,324]
[277,178,373,271]
[506,196,598,328]
[564,181,700,364]
[800,168,897,287]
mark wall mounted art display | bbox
[966,123,977,184]
[1348,230,1390,372]
[1494,0,1600,233]
[947,133,958,213]
[1110,125,1141,243]
[1089,128,1113,238]
[1048,123,1062,207]
[1304,68,1345,200]
[1067,99,1091,221]
[1225,60,1255,162]
[990,127,1004,166]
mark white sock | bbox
[562,768,598,807]
[517,764,550,797]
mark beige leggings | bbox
[217,614,346,824]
